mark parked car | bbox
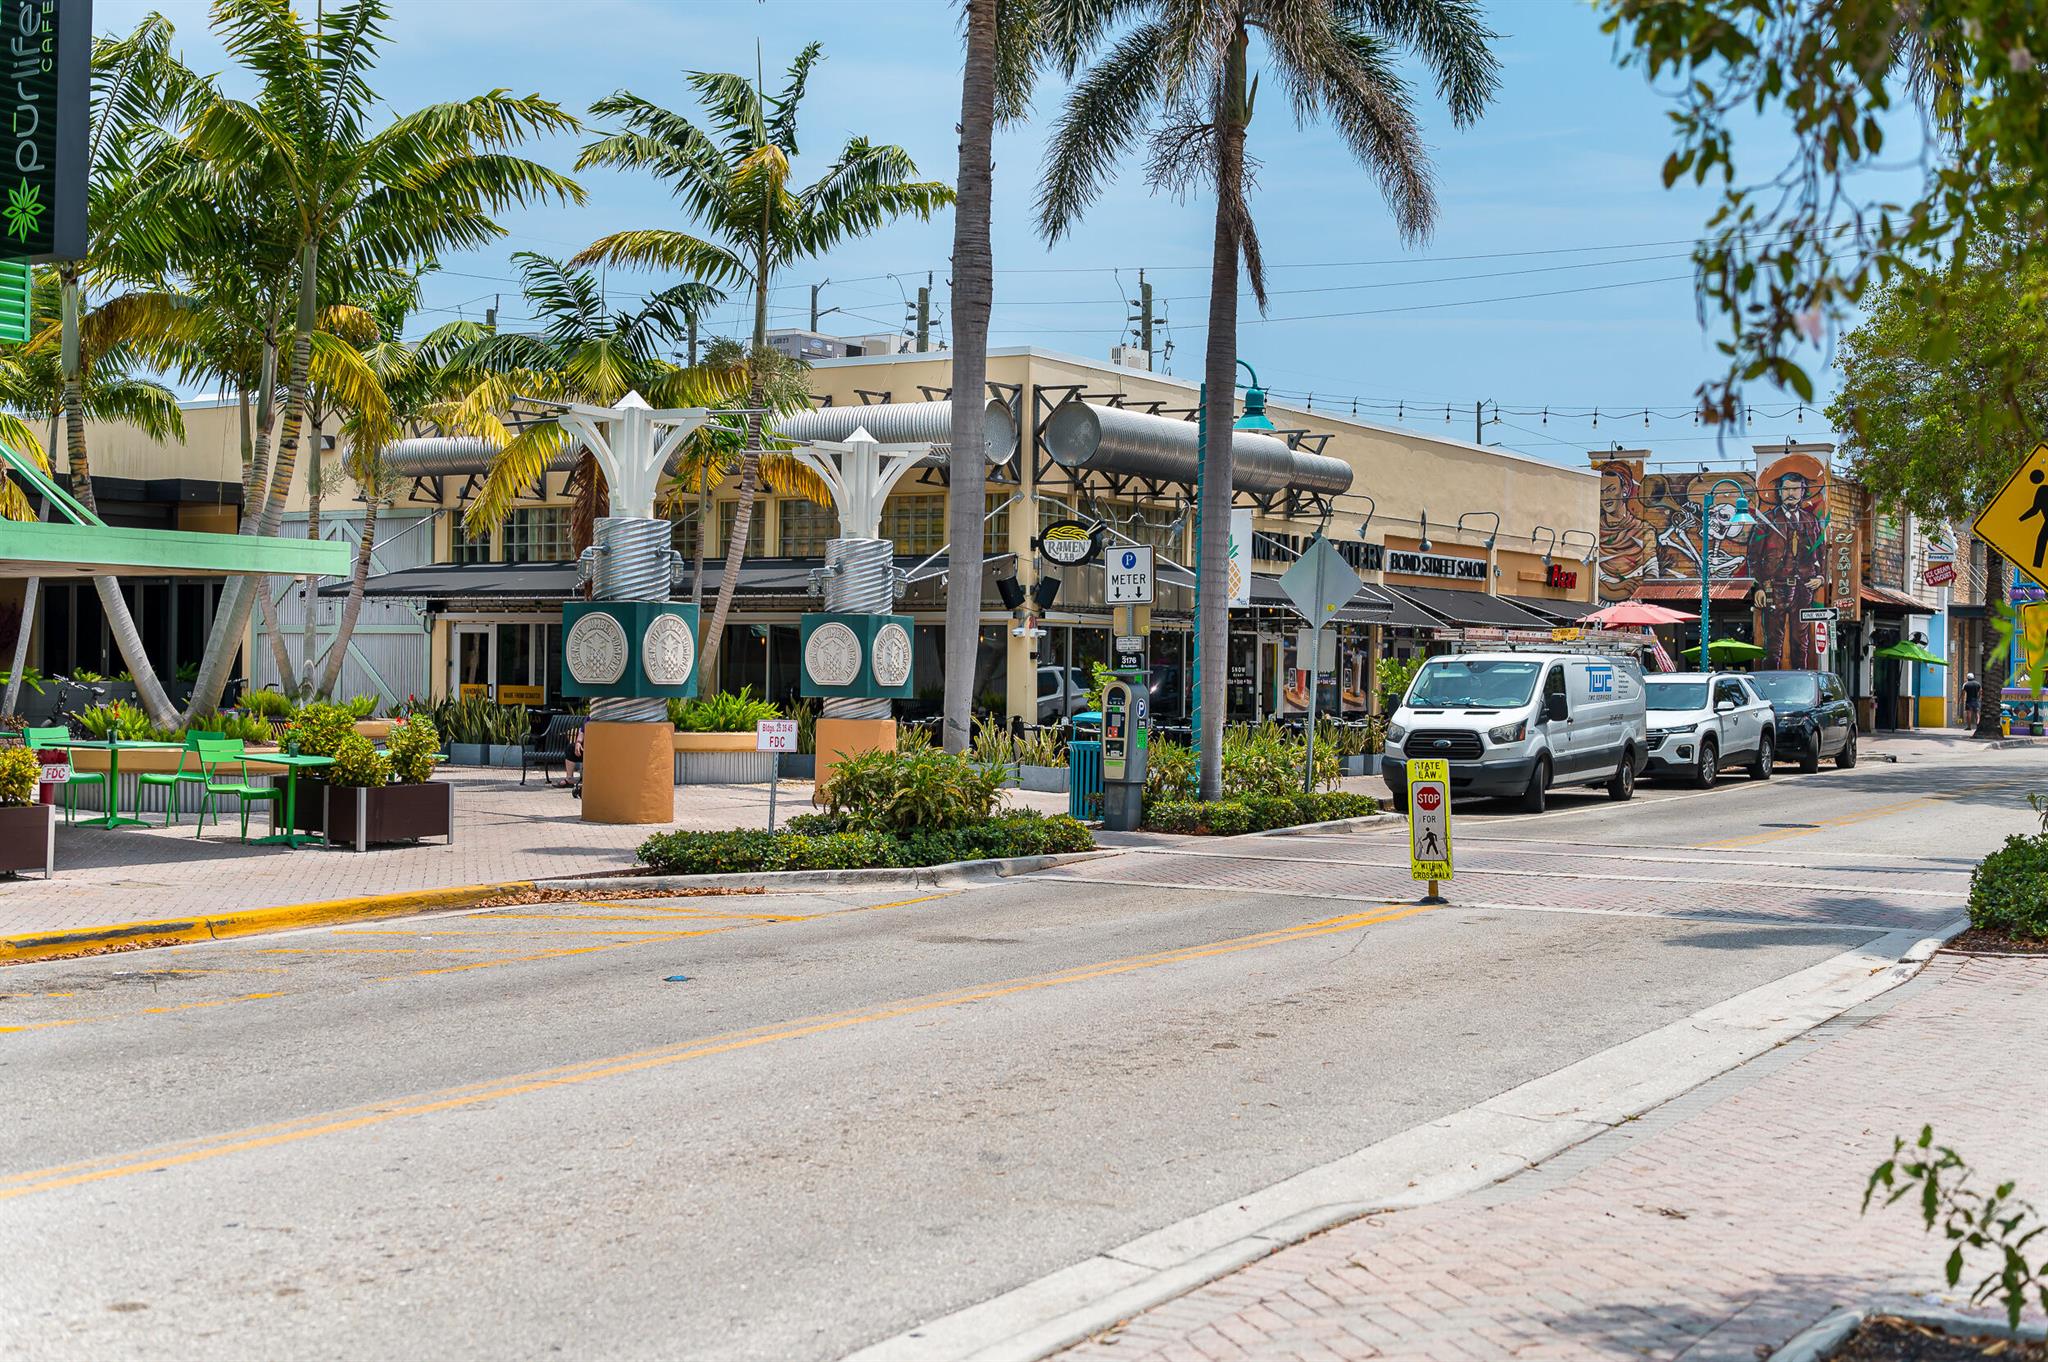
[1384,651,1648,814]
[1749,669,1858,771]
[1036,665,1091,721]
[1642,672,1775,786]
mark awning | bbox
[324,553,1016,603]
[1861,583,1929,613]
[1239,573,1397,625]
[1499,593,1601,624]
[0,519,348,580]
[1632,580,1754,603]
[1391,585,1556,629]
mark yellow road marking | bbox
[0,991,281,1033]
[0,901,1435,1200]
[374,930,726,981]
[1698,779,2018,848]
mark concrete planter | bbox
[353,719,396,742]
[316,781,455,852]
[0,802,55,877]
[448,742,487,766]
[487,744,523,769]
[781,754,816,781]
[673,730,774,785]
[1016,764,1069,793]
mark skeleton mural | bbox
[1596,452,1836,670]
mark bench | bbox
[521,712,585,786]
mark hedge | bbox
[1969,834,2048,940]
[638,810,1095,875]
[1143,790,1378,836]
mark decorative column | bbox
[554,394,717,824]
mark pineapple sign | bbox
[1,0,88,264]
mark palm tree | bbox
[944,0,1045,752]
[172,0,583,720]
[1038,0,1499,797]
[571,43,952,680]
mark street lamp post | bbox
[1191,359,1273,790]
[1699,478,1754,665]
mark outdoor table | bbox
[37,739,182,829]
[245,752,336,849]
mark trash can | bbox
[1067,739,1103,821]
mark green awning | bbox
[1681,638,1766,661]
[1875,640,1948,666]
[0,520,349,579]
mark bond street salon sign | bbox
[1387,548,1487,582]
[2,0,87,262]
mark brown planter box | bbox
[0,802,56,877]
[320,781,455,852]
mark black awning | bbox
[1393,585,1556,629]
[1499,593,1601,624]
[325,553,1015,604]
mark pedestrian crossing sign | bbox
[1971,443,2048,588]
[1407,758,1453,882]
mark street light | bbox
[1699,478,1755,664]
[1456,511,1499,551]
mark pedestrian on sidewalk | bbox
[1963,672,1981,729]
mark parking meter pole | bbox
[1100,677,1147,831]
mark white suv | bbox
[1642,671,1776,786]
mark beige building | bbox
[17,349,1600,725]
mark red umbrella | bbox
[1582,600,1699,627]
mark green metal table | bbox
[247,752,336,848]
[37,739,182,829]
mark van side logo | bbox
[1587,666,1614,696]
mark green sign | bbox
[799,612,916,700]
[2,0,88,262]
[559,601,700,700]
[0,258,29,342]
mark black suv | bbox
[1748,670,1858,771]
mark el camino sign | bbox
[1387,549,1487,582]
[2,0,86,263]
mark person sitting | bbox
[563,725,584,796]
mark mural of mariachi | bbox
[1596,451,1836,669]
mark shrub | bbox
[0,744,40,806]
[490,703,529,746]
[968,715,1016,766]
[387,717,442,785]
[1220,721,1339,797]
[1144,738,1198,805]
[1202,800,1253,836]
[339,695,379,719]
[789,697,818,754]
[669,686,779,733]
[1303,790,1378,822]
[819,747,1004,834]
[635,811,1093,875]
[326,734,392,788]
[74,701,165,742]
[287,703,361,762]
[238,687,294,718]
[1968,834,2048,940]
[1144,799,1203,834]
[182,712,277,745]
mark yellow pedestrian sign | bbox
[1972,443,2048,588]
[1407,758,1453,898]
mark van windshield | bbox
[1644,680,1708,711]
[1405,659,1542,709]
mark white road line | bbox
[1278,841,1968,875]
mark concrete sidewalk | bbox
[1057,952,2048,1362]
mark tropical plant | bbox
[237,688,294,718]
[969,714,1018,766]
[1968,833,2048,941]
[669,686,780,734]
[0,666,46,697]
[1039,0,1499,797]
[74,701,162,742]
[324,733,391,788]
[386,716,441,786]
[170,0,582,719]
[1144,737,1199,804]
[1866,1127,2048,1330]
[818,747,1006,835]
[0,744,40,806]
[284,703,362,764]
[572,42,952,678]
[489,704,530,747]
[1376,655,1424,714]
[1016,725,1065,767]
[338,695,378,720]
[788,697,818,756]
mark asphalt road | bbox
[1,744,2037,1361]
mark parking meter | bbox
[1100,675,1149,830]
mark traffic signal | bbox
[0,260,30,345]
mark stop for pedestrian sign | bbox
[1407,758,1453,883]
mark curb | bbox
[1766,1305,2046,1362]
[1251,812,1400,837]
[547,849,1122,896]
[0,882,536,966]
[845,921,1964,1362]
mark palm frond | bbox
[1036,20,1167,241]
[1332,0,1501,126]
[571,229,748,288]
[465,421,570,533]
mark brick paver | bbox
[1060,955,2048,1361]
[0,768,1070,938]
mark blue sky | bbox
[97,0,1861,469]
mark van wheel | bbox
[1693,739,1718,788]
[1836,734,1858,769]
[1389,785,1409,815]
[1518,756,1551,813]
[1607,750,1636,801]
[1749,733,1773,779]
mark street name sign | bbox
[1106,545,1154,604]
[1407,758,1453,885]
[1972,442,2048,588]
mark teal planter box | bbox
[560,602,700,701]
[799,612,916,700]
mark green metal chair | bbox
[136,730,221,826]
[24,725,102,824]
[195,738,281,843]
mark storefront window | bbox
[779,498,837,557]
[452,515,492,564]
[503,507,570,563]
[883,495,947,555]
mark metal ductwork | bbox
[381,436,546,478]
[1041,401,1353,496]
[773,399,1018,466]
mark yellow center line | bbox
[375,929,728,980]
[0,901,1436,1199]
[1,991,281,1034]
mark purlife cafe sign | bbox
[3,0,87,262]
[1386,548,1487,582]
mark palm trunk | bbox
[1196,34,1249,801]
[256,583,298,691]
[691,456,711,608]
[3,412,58,716]
[1976,547,2009,738]
[942,0,998,754]
[301,409,324,695]
[700,257,774,680]
[316,492,379,699]
[186,245,318,719]
[56,269,177,726]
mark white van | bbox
[1384,652,1649,814]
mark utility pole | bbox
[1474,399,1485,446]
[810,280,840,333]
[687,315,698,366]
[915,283,931,353]
[485,295,498,330]
[1128,269,1156,366]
